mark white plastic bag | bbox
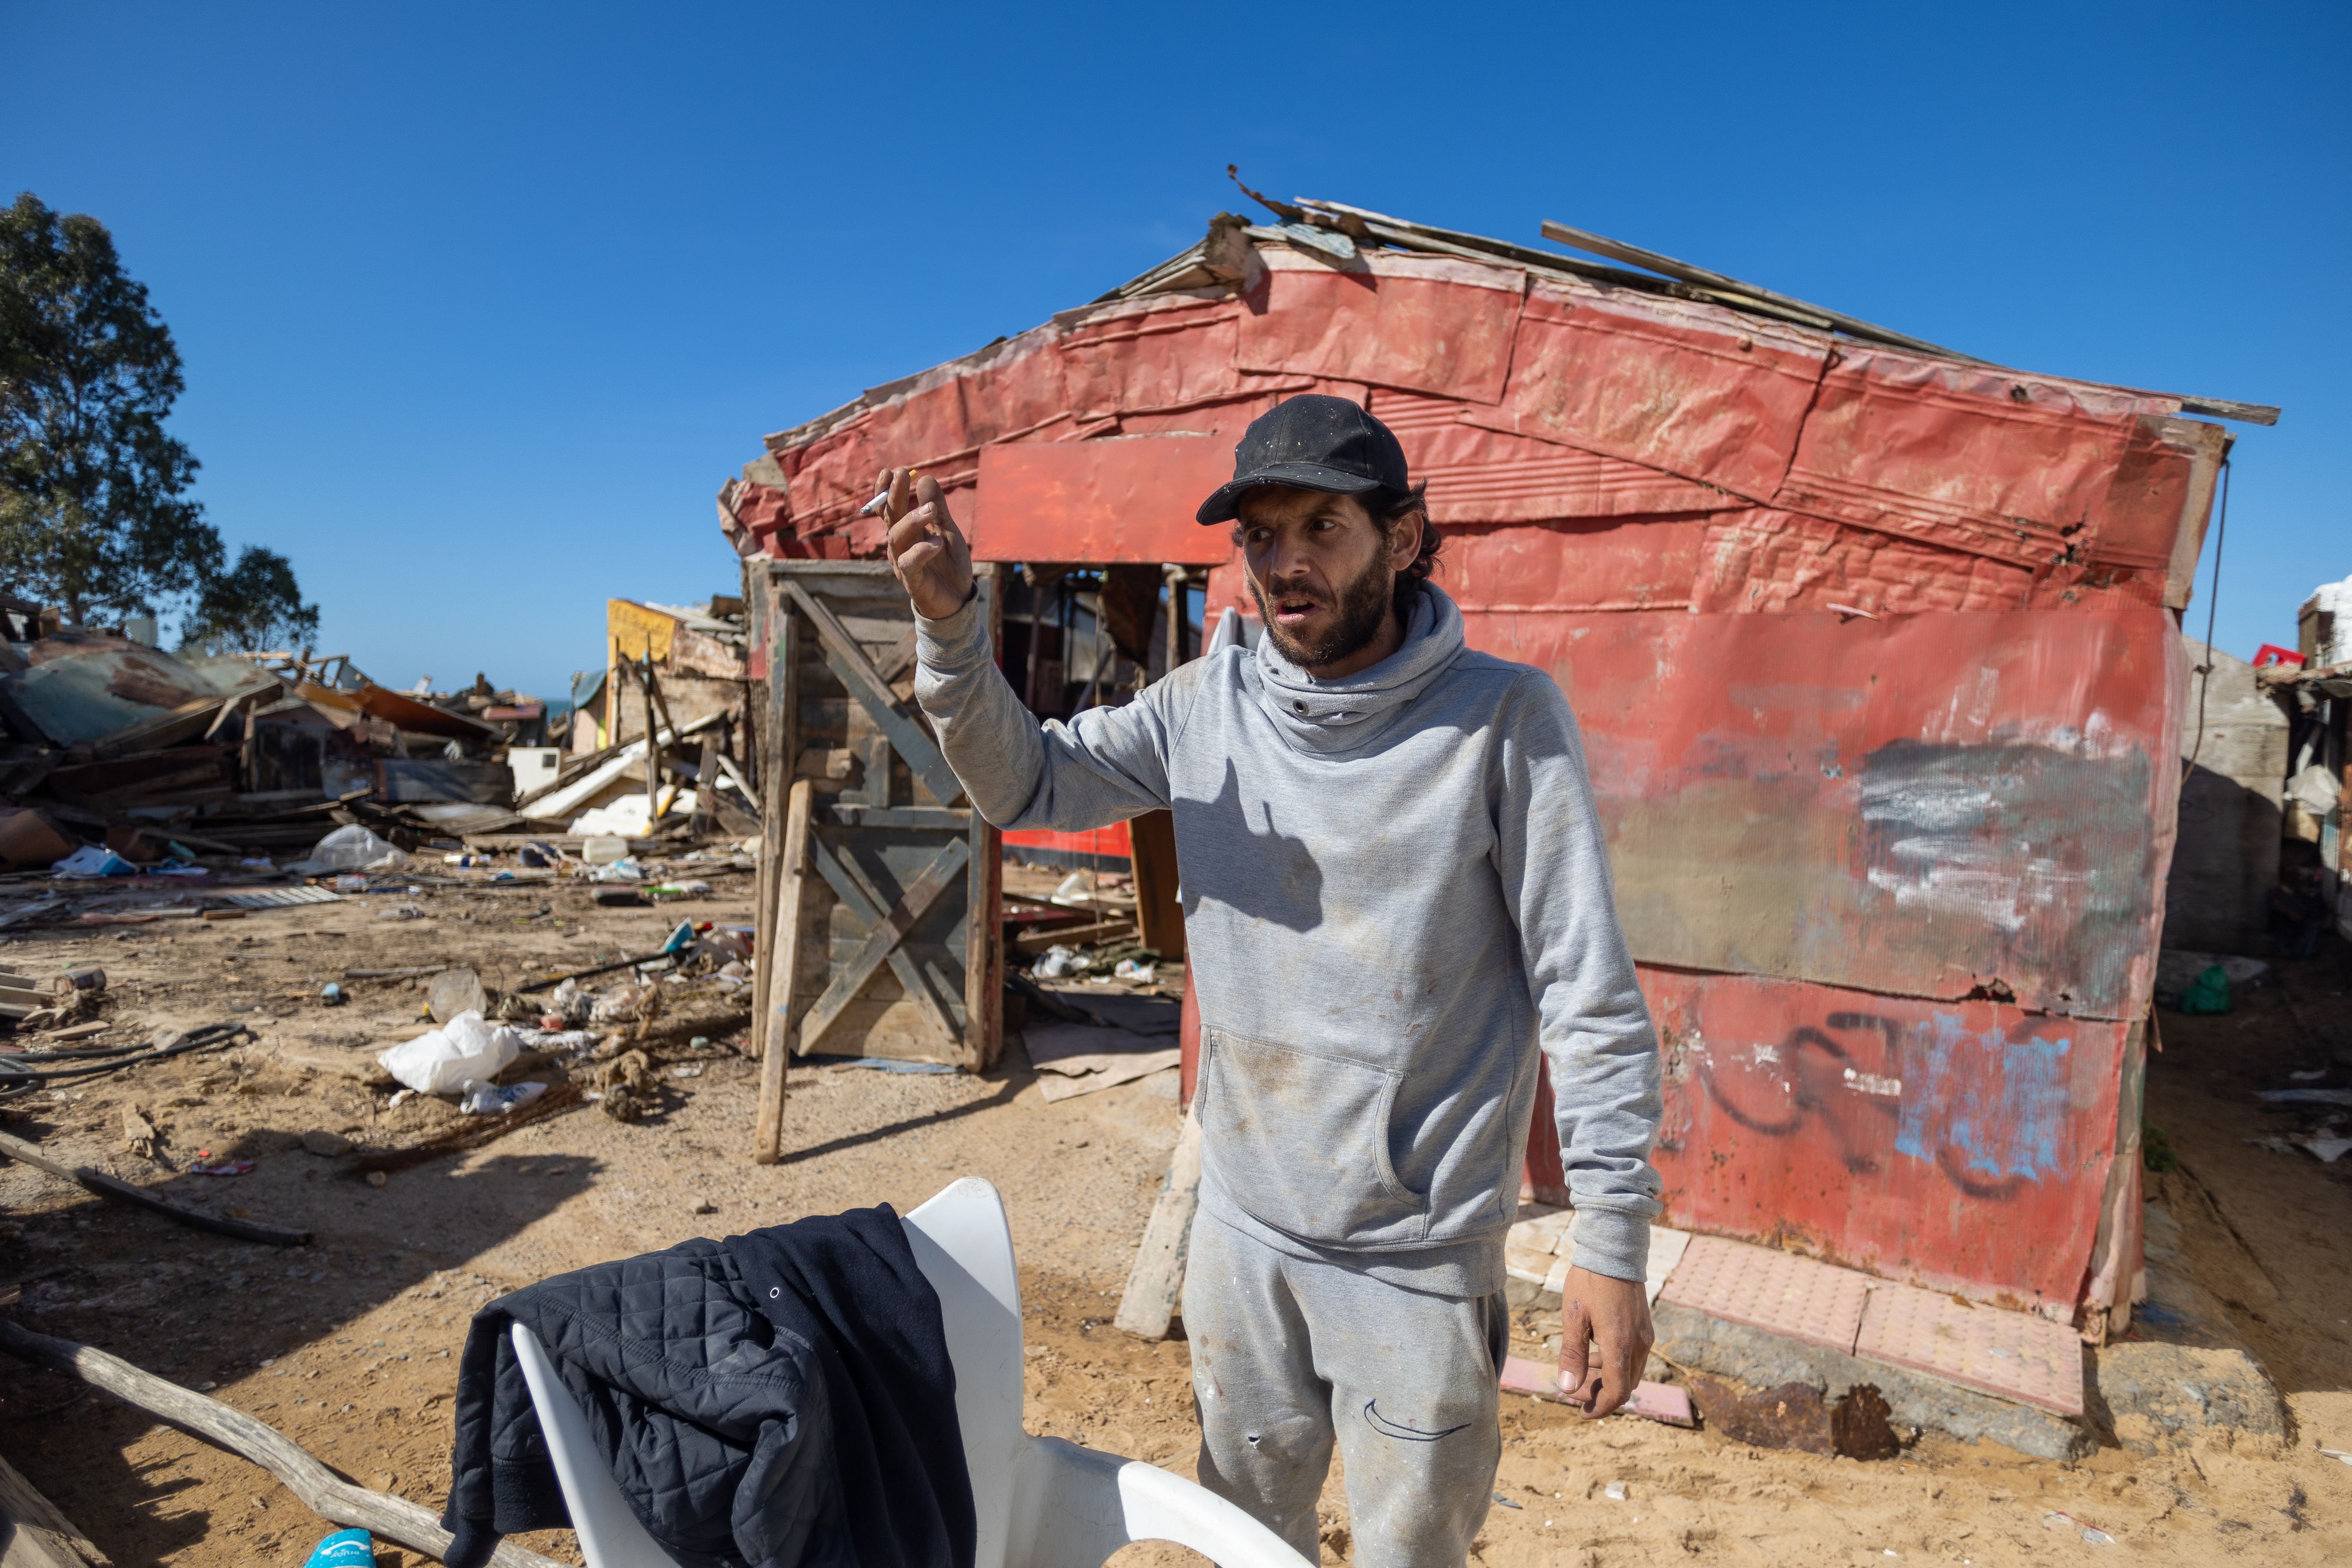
[377,1010,523,1095]
[303,824,408,872]
[460,1080,547,1115]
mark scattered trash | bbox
[2174,964,2231,1015]
[427,967,490,1025]
[688,1035,711,1050]
[579,834,632,865]
[319,982,345,1006]
[670,1065,703,1079]
[1490,1493,1522,1510]
[61,965,107,992]
[377,1011,523,1095]
[650,880,712,898]
[51,845,137,878]
[459,1080,548,1116]
[690,1196,717,1215]
[2256,1088,2352,1106]
[376,902,427,920]
[2043,1512,2113,1546]
[1113,958,1157,984]
[2320,1447,2352,1467]
[1034,945,1082,979]
[828,1057,958,1075]
[300,824,408,873]
[1603,1481,1628,1502]
[2302,1138,2352,1164]
[592,887,647,907]
[592,856,644,882]
[121,1105,162,1159]
[303,1526,376,1567]
[188,1158,255,1176]
[2291,1068,2330,1082]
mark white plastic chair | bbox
[510,1176,1311,1568]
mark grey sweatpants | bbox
[1182,1210,1506,1567]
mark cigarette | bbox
[858,467,920,519]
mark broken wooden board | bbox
[1113,1108,1202,1340]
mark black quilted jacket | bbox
[440,1204,975,1568]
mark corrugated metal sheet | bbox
[736,215,2224,1314]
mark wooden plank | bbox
[781,580,964,808]
[820,805,970,831]
[0,1449,109,1566]
[1128,807,1185,959]
[797,837,970,1054]
[750,603,796,1063]
[1113,1107,1203,1341]
[964,564,1003,1071]
[752,778,814,1164]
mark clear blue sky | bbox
[6,2,2345,697]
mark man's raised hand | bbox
[882,467,976,620]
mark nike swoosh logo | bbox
[1362,1399,1470,1442]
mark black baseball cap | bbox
[1195,394,1410,524]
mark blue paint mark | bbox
[1895,1015,2070,1183]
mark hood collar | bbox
[1251,581,1465,755]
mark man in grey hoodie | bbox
[883,394,1662,1567]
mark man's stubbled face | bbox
[1234,487,1399,672]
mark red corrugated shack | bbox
[720,196,2276,1335]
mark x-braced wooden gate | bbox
[750,561,1003,1162]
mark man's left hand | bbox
[1556,1266,1655,1419]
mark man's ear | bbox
[1387,510,1426,572]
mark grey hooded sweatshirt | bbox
[914,581,1662,1292]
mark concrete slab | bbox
[1856,1280,2086,1416]
[1656,1233,1869,1353]
[1654,1300,2094,1461]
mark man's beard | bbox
[1250,554,1395,669]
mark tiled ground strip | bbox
[1656,1233,1872,1352]
[1655,1235,2088,1417]
[1854,1281,2085,1416]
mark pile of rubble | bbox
[0,611,551,870]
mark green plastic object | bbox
[2179,963,2231,1015]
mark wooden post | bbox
[749,594,796,1064]
[753,779,816,1164]
[1114,1106,1204,1341]
[691,734,719,834]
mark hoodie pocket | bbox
[1198,1026,1426,1245]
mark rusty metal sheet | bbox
[1441,519,1709,611]
[1480,276,1830,502]
[1690,509,2034,615]
[1233,249,1524,404]
[1643,971,2130,1310]
[1775,348,2176,571]
[970,437,1236,565]
[1371,389,1734,524]
[1060,299,1245,421]
[1463,606,2182,1019]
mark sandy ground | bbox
[2,868,2349,1566]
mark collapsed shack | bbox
[720,192,2281,1359]
[0,630,542,862]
